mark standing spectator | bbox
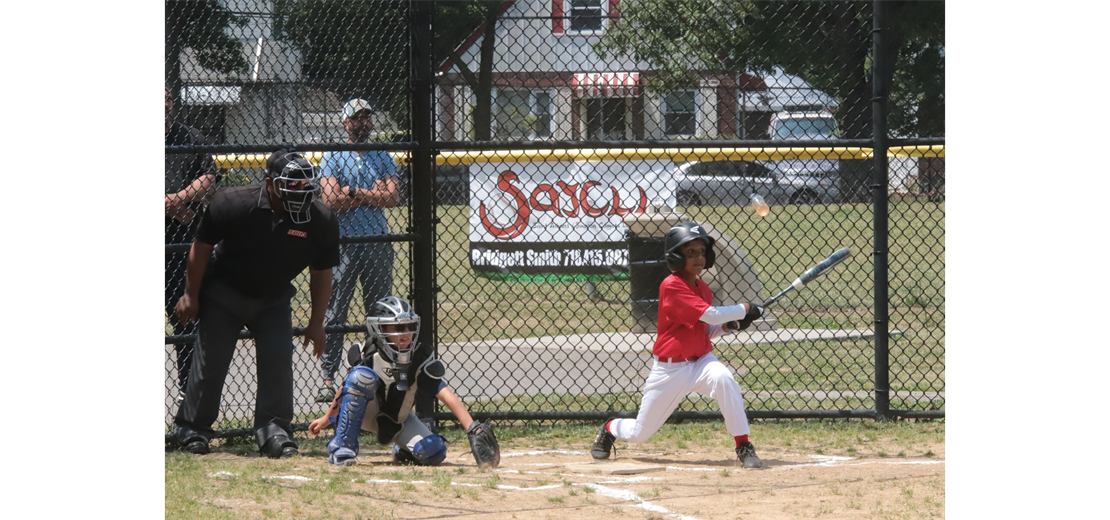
[314,98,400,403]
[165,86,218,399]
[172,151,340,457]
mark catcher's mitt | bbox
[467,421,501,469]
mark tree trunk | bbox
[472,7,499,141]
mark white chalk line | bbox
[502,449,589,457]
[588,484,701,520]
[777,454,946,470]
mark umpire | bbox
[172,150,340,458]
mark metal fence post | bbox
[871,0,891,421]
[411,0,438,424]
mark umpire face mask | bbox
[272,155,320,224]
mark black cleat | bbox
[392,445,417,465]
[184,439,210,454]
[279,446,299,458]
[591,420,617,460]
[736,442,763,469]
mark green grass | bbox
[430,200,943,341]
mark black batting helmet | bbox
[664,221,716,272]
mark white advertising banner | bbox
[469,159,676,279]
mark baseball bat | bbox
[761,247,851,308]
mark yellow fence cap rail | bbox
[210,145,942,169]
[432,147,880,165]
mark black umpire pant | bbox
[173,278,298,449]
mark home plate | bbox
[564,462,665,475]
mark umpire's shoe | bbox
[174,427,210,454]
[257,424,299,459]
[736,442,763,469]
[591,419,617,460]
[184,439,210,454]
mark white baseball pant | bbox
[609,353,751,443]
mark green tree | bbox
[273,0,503,139]
[597,0,944,138]
[273,0,410,126]
[165,0,249,98]
[433,1,506,140]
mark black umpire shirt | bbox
[195,184,340,298]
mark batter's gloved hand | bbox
[467,421,501,469]
[746,303,764,320]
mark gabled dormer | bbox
[552,0,621,36]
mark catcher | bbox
[309,296,500,468]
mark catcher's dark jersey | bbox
[358,342,448,443]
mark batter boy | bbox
[591,221,765,468]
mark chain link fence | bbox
[166,0,944,438]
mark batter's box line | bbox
[494,468,661,484]
[777,455,946,469]
[588,483,702,520]
[451,448,589,463]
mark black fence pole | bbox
[871,0,892,421]
[410,0,438,424]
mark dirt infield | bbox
[186,438,944,519]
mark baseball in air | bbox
[750,194,770,217]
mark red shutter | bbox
[552,0,564,34]
[610,0,621,23]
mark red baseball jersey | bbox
[652,273,713,359]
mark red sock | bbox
[734,435,749,447]
[606,419,616,434]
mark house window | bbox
[663,91,696,137]
[493,89,553,140]
[569,0,605,33]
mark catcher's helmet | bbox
[364,296,421,365]
[664,221,716,272]
[266,151,320,224]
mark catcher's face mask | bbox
[366,311,420,365]
[365,296,421,390]
[381,322,417,354]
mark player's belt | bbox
[656,355,701,363]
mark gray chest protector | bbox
[348,342,445,444]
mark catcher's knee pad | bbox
[410,435,448,466]
[328,367,380,458]
[343,365,380,395]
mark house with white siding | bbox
[436,0,832,142]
